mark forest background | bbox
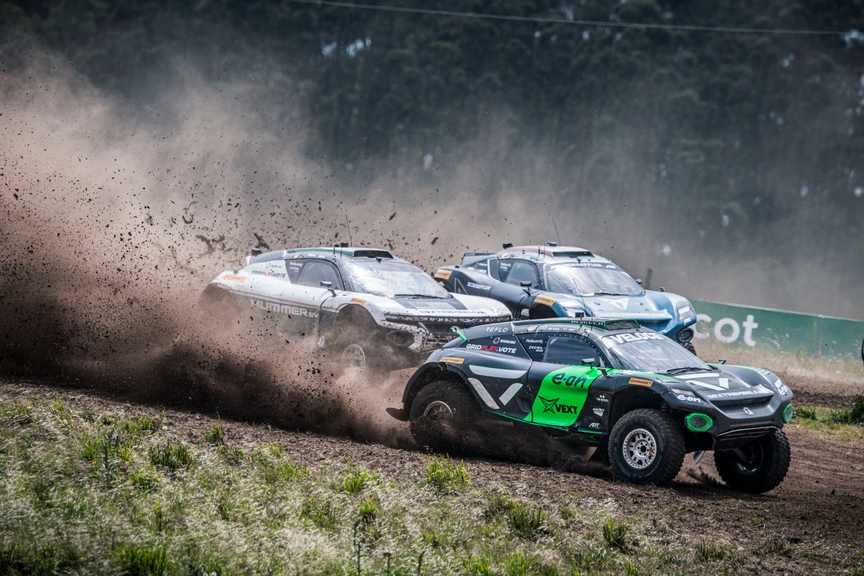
[2,0,864,320]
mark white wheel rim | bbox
[622,428,657,469]
[341,344,366,368]
[423,400,453,420]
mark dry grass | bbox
[0,391,860,575]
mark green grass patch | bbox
[425,456,469,493]
[115,543,169,576]
[828,395,864,425]
[793,405,864,441]
[204,415,225,445]
[338,468,378,494]
[148,441,195,471]
[696,540,727,562]
[602,517,628,551]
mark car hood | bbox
[579,294,672,321]
[664,368,777,404]
[372,293,511,318]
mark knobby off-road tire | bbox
[409,379,480,455]
[682,341,696,355]
[714,429,791,493]
[609,409,686,486]
[330,308,387,372]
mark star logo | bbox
[538,396,560,414]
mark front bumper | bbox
[671,392,792,449]
[380,314,511,353]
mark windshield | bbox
[342,260,450,299]
[603,333,712,373]
[546,263,643,297]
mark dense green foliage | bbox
[2,0,864,281]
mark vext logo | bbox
[695,313,758,346]
[538,396,579,415]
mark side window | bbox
[488,259,500,280]
[518,334,550,361]
[543,336,606,366]
[295,261,344,290]
[503,261,540,288]
[285,260,304,283]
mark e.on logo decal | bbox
[695,314,759,346]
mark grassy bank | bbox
[1,387,862,575]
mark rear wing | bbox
[432,266,571,317]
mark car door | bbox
[273,259,342,335]
[523,334,609,428]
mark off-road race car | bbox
[432,244,698,352]
[395,317,793,492]
[199,246,511,370]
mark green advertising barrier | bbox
[691,300,864,362]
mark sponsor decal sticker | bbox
[629,377,653,387]
[604,332,665,345]
[434,269,452,280]
[252,299,319,317]
[466,343,517,353]
[223,274,247,282]
[440,356,465,364]
[538,396,580,415]
[592,407,605,416]
[535,295,557,306]
[526,366,597,427]
[705,388,770,399]
[467,281,491,290]
[350,297,367,305]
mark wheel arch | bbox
[402,364,470,413]
[607,387,667,430]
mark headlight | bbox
[677,304,694,321]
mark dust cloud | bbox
[0,31,859,455]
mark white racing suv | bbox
[199,246,511,369]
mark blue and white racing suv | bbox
[431,243,698,353]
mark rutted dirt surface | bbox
[3,372,864,574]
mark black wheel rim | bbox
[730,442,765,475]
[423,400,453,420]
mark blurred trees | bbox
[2,0,864,266]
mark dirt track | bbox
[3,366,864,574]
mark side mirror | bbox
[635,278,643,285]
[520,281,532,288]
[581,358,596,367]
[320,281,336,295]
[718,358,726,365]
[659,286,666,292]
